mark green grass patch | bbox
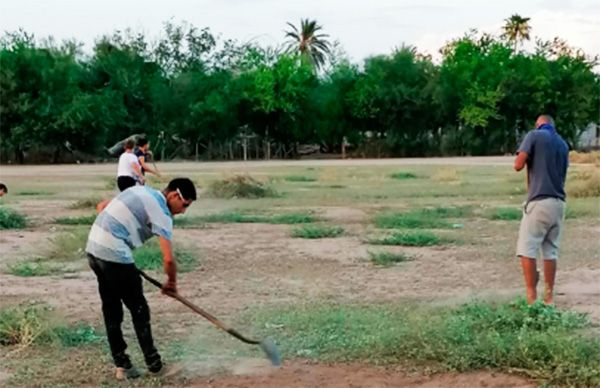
[419,206,473,218]
[368,251,412,266]
[291,224,344,239]
[565,207,587,219]
[0,305,101,348]
[7,228,89,277]
[374,212,451,229]
[7,260,73,277]
[103,177,117,190]
[48,228,89,261]
[374,206,472,230]
[270,213,316,224]
[133,240,198,272]
[368,231,442,246]
[487,207,522,221]
[53,323,104,347]
[16,190,52,196]
[389,172,418,180]
[0,207,27,229]
[54,215,96,225]
[175,212,316,227]
[208,175,277,199]
[284,175,317,182]
[251,299,599,386]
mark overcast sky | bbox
[1,0,599,63]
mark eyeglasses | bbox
[176,188,192,208]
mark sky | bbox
[1,0,599,63]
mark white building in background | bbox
[577,123,599,149]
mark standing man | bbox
[514,115,569,305]
[116,139,144,191]
[86,178,196,380]
[135,138,161,180]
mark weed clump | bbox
[208,175,277,199]
[0,207,27,229]
[291,224,344,239]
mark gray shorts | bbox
[516,197,565,260]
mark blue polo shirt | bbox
[517,126,569,202]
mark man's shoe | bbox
[115,366,141,380]
[147,358,163,374]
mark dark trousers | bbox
[88,254,161,369]
[117,176,136,192]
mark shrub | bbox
[0,207,27,229]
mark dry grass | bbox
[68,197,102,210]
[208,175,277,199]
[567,167,600,198]
[431,167,459,182]
[569,151,600,164]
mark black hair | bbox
[0,183,6,193]
[137,137,149,147]
[166,178,197,201]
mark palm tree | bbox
[284,18,331,70]
[502,14,531,52]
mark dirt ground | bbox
[0,157,598,387]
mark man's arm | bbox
[514,151,528,171]
[96,199,111,213]
[138,155,161,177]
[131,162,145,183]
[159,236,177,294]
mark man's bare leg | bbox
[520,256,538,304]
[543,259,557,305]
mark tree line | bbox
[1,16,598,163]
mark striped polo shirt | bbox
[86,186,173,264]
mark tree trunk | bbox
[52,146,61,164]
[207,140,213,160]
[264,128,270,160]
[15,146,25,164]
